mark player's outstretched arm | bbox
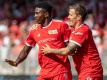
[41,42,80,55]
[5,45,32,67]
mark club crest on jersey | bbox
[48,30,58,34]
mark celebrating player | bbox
[5,1,72,80]
[42,3,103,80]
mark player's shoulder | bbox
[29,24,40,31]
[52,19,69,28]
[52,19,63,22]
[52,19,67,24]
[79,24,90,31]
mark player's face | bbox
[34,7,47,24]
[68,8,80,27]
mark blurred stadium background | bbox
[0,0,107,80]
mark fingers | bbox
[5,59,11,62]
[45,44,50,47]
[41,44,48,52]
[5,59,17,67]
[41,48,47,54]
[42,46,46,49]
[41,44,51,54]
[42,44,49,49]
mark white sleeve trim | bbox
[64,40,69,42]
[25,42,34,47]
[69,40,82,47]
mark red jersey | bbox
[69,24,103,78]
[25,19,71,78]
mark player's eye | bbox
[35,12,39,14]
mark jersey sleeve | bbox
[69,26,88,47]
[61,22,71,42]
[25,31,36,47]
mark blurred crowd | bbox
[0,0,107,76]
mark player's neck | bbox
[42,18,52,27]
[75,21,83,29]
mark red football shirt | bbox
[25,19,71,78]
[69,24,103,78]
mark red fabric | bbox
[37,72,72,80]
[79,76,103,80]
[25,19,72,78]
[69,24,103,78]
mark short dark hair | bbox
[36,1,52,15]
[69,3,87,21]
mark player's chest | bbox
[33,28,62,41]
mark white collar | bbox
[42,20,53,28]
[75,24,84,29]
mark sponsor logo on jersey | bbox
[48,30,58,34]
[38,38,56,44]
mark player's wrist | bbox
[15,61,19,66]
[50,48,56,53]
[14,62,18,66]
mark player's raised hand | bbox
[41,44,52,54]
[5,59,17,67]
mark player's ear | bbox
[45,12,49,18]
[77,15,81,21]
